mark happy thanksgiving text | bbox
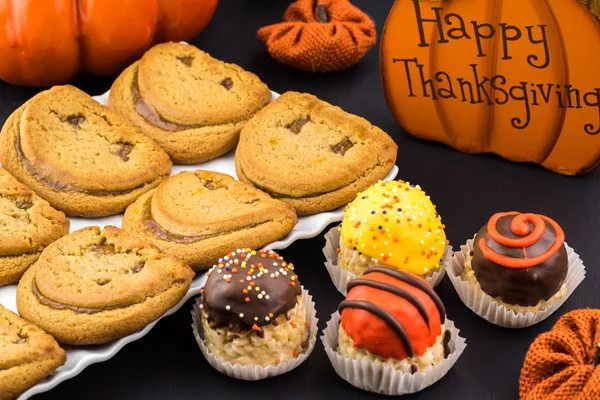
[393,0,600,134]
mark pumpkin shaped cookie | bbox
[109,42,272,164]
[235,92,397,215]
[16,226,195,345]
[122,170,297,270]
[520,309,600,399]
[0,85,172,217]
[258,0,377,72]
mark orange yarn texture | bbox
[520,309,600,400]
[257,0,377,73]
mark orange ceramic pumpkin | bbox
[0,0,218,86]
[381,0,600,175]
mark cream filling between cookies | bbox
[32,279,107,314]
[144,219,271,243]
[31,275,190,315]
[237,161,389,200]
[14,121,162,197]
[142,201,273,244]
[131,69,253,131]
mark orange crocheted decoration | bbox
[257,0,377,73]
[520,309,600,400]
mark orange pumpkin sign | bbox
[0,0,218,87]
[381,0,600,175]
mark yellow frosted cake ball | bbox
[337,180,447,278]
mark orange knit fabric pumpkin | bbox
[520,309,600,399]
[257,0,377,73]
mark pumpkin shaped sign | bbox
[381,0,600,175]
[0,0,218,86]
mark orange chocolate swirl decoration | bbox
[472,212,569,307]
[479,212,565,269]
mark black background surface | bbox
[1,1,599,399]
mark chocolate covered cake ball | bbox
[462,212,568,313]
[200,249,308,367]
[338,267,449,372]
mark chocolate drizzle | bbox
[362,267,446,323]
[472,214,568,307]
[347,278,430,329]
[339,300,414,358]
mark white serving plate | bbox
[0,89,398,399]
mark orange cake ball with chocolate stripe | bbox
[338,267,450,372]
[337,180,448,278]
[199,249,308,367]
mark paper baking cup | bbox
[321,312,466,395]
[191,289,318,380]
[323,226,450,296]
[445,237,586,329]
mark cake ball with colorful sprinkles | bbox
[336,180,448,280]
[199,249,309,367]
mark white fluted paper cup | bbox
[445,237,585,328]
[191,289,317,380]
[321,312,466,395]
[323,226,449,296]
